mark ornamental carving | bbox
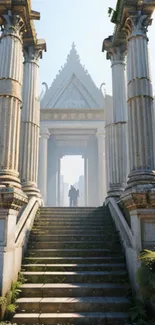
[40,110,105,121]
[55,83,89,109]
[0,12,25,36]
[125,14,152,37]
[24,42,46,63]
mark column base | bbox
[126,170,155,189]
[0,186,27,210]
[22,182,42,199]
[107,183,126,199]
[120,185,155,249]
[0,170,22,189]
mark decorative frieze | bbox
[40,109,105,121]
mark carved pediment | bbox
[41,43,104,110]
[54,81,90,109]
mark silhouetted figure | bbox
[68,185,77,207]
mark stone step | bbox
[31,229,114,235]
[28,241,121,250]
[24,256,124,264]
[22,263,125,272]
[36,215,106,219]
[27,248,122,257]
[34,222,115,232]
[20,283,129,298]
[30,234,119,242]
[16,296,130,313]
[34,221,109,226]
[13,311,129,325]
[21,270,128,283]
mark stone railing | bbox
[106,197,140,293]
[1,197,42,297]
[14,197,42,282]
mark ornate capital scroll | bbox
[24,39,46,64]
[103,35,126,64]
[125,14,152,38]
[0,11,25,37]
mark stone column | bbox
[57,156,61,207]
[104,95,114,194]
[96,129,107,204]
[38,127,49,205]
[0,13,25,189]
[84,156,88,206]
[124,14,155,188]
[120,11,155,250]
[20,42,46,197]
[47,138,59,207]
[87,136,99,206]
[103,39,128,197]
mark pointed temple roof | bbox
[41,43,104,109]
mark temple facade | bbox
[38,43,108,207]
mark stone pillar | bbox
[124,14,155,188]
[103,39,128,197]
[57,156,61,207]
[87,136,99,206]
[96,129,107,204]
[47,138,59,207]
[38,127,49,205]
[120,11,155,250]
[0,13,25,189]
[104,95,114,195]
[20,42,46,197]
[84,156,88,206]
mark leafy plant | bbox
[130,299,148,325]
[136,250,155,302]
[108,7,114,17]
[0,298,7,307]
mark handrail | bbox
[107,197,134,248]
[15,197,42,245]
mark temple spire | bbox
[67,42,80,62]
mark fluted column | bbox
[0,13,25,188]
[84,156,88,206]
[103,39,128,197]
[38,127,49,204]
[20,42,46,197]
[96,129,107,204]
[125,14,155,187]
[104,95,114,195]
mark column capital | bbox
[0,11,25,38]
[40,127,50,139]
[24,39,46,64]
[102,35,126,65]
[124,14,152,38]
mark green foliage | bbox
[130,299,148,325]
[137,250,155,302]
[108,7,114,17]
[17,272,26,285]
[6,305,17,314]
[0,298,7,307]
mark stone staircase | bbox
[13,206,130,325]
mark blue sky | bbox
[32,0,155,94]
[32,0,155,184]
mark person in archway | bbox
[68,185,76,207]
